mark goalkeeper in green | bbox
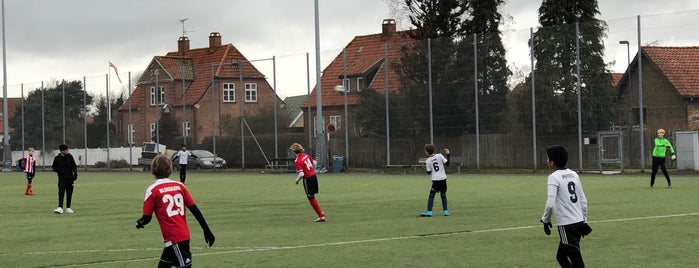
[651,128,675,188]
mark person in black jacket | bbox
[52,144,77,214]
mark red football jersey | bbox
[20,155,36,173]
[142,179,196,245]
[294,153,316,178]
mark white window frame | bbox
[343,78,351,92]
[149,123,156,141]
[356,77,364,91]
[128,124,135,144]
[222,83,235,102]
[330,115,341,130]
[150,86,165,106]
[183,121,191,138]
[245,83,258,102]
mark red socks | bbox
[25,184,34,195]
[309,198,325,217]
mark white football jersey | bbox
[425,154,448,181]
[541,168,588,226]
[175,150,191,165]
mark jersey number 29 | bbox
[162,193,185,217]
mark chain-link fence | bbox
[3,12,698,172]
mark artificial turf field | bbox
[1,169,698,267]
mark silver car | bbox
[173,150,227,170]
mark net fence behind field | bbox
[3,13,699,172]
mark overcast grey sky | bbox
[1,0,699,98]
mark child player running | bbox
[136,155,215,267]
[420,144,450,217]
[290,143,326,222]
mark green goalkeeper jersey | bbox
[652,137,675,158]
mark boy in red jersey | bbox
[136,155,215,268]
[19,147,37,195]
[291,143,326,222]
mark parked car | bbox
[172,150,227,170]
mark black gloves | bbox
[204,229,216,247]
[540,220,552,235]
[136,215,152,229]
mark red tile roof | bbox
[304,30,415,109]
[610,73,623,88]
[119,40,266,110]
[0,98,22,132]
[643,46,699,97]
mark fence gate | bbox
[598,131,624,173]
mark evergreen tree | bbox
[356,0,510,137]
[461,0,511,133]
[9,80,93,151]
[393,0,469,137]
[85,94,124,147]
[525,0,615,134]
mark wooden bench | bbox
[384,158,427,174]
[415,156,465,173]
[265,158,295,174]
[449,156,465,173]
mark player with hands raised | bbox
[136,155,215,268]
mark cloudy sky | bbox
[1,0,698,98]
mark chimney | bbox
[177,36,190,56]
[382,19,396,37]
[209,32,222,48]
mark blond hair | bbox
[290,143,304,154]
[657,128,665,134]
[151,154,173,179]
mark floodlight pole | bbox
[154,69,160,153]
[1,0,11,171]
[314,0,326,170]
[637,16,645,172]
[182,65,187,145]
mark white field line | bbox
[21,212,699,267]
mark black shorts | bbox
[161,240,192,267]
[430,180,447,193]
[303,175,319,198]
[557,221,592,248]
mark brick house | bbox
[617,46,699,132]
[302,19,413,137]
[117,32,280,145]
[0,98,22,143]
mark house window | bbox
[183,121,191,138]
[245,83,257,102]
[128,124,135,144]
[150,86,165,106]
[343,78,351,92]
[149,123,156,141]
[222,83,235,102]
[356,77,364,91]
[330,115,341,130]
[630,107,647,125]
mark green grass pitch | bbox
[1,170,698,267]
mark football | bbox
[334,85,346,93]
